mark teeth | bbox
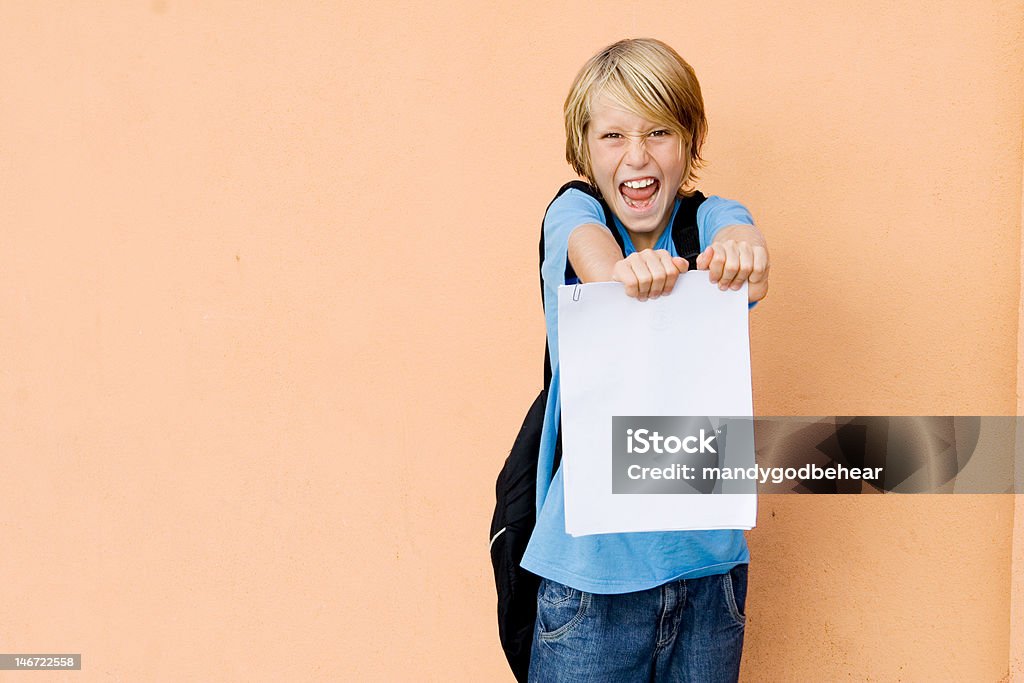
[624,196,652,209]
[623,178,656,189]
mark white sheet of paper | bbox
[557,273,757,537]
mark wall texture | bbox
[0,2,1021,681]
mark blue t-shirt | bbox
[519,187,757,594]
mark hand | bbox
[696,239,770,303]
[611,249,689,301]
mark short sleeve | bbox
[696,196,755,249]
[542,189,607,290]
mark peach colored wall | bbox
[0,2,1021,681]
[1011,112,1024,681]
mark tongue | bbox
[621,180,658,201]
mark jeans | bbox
[528,564,748,683]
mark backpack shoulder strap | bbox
[669,190,707,269]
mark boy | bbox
[520,38,769,682]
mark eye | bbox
[648,129,672,138]
[601,132,623,139]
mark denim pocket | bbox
[722,563,748,626]
[537,578,591,641]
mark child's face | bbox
[586,95,687,248]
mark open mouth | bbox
[619,177,660,211]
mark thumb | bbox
[696,246,713,270]
[672,256,689,273]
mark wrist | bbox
[713,224,766,249]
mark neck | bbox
[628,229,663,252]
[624,196,678,252]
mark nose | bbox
[624,134,650,166]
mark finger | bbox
[731,243,753,291]
[629,254,653,301]
[612,260,640,298]
[696,246,713,271]
[640,250,671,298]
[716,241,739,290]
[671,256,689,274]
[659,251,681,294]
[748,247,769,284]
[706,243,726,285]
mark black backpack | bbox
[488,180,706,682]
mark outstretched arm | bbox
[567,224,689,302]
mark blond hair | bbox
[564,38,708,194]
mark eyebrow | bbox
[592,124,668,134]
